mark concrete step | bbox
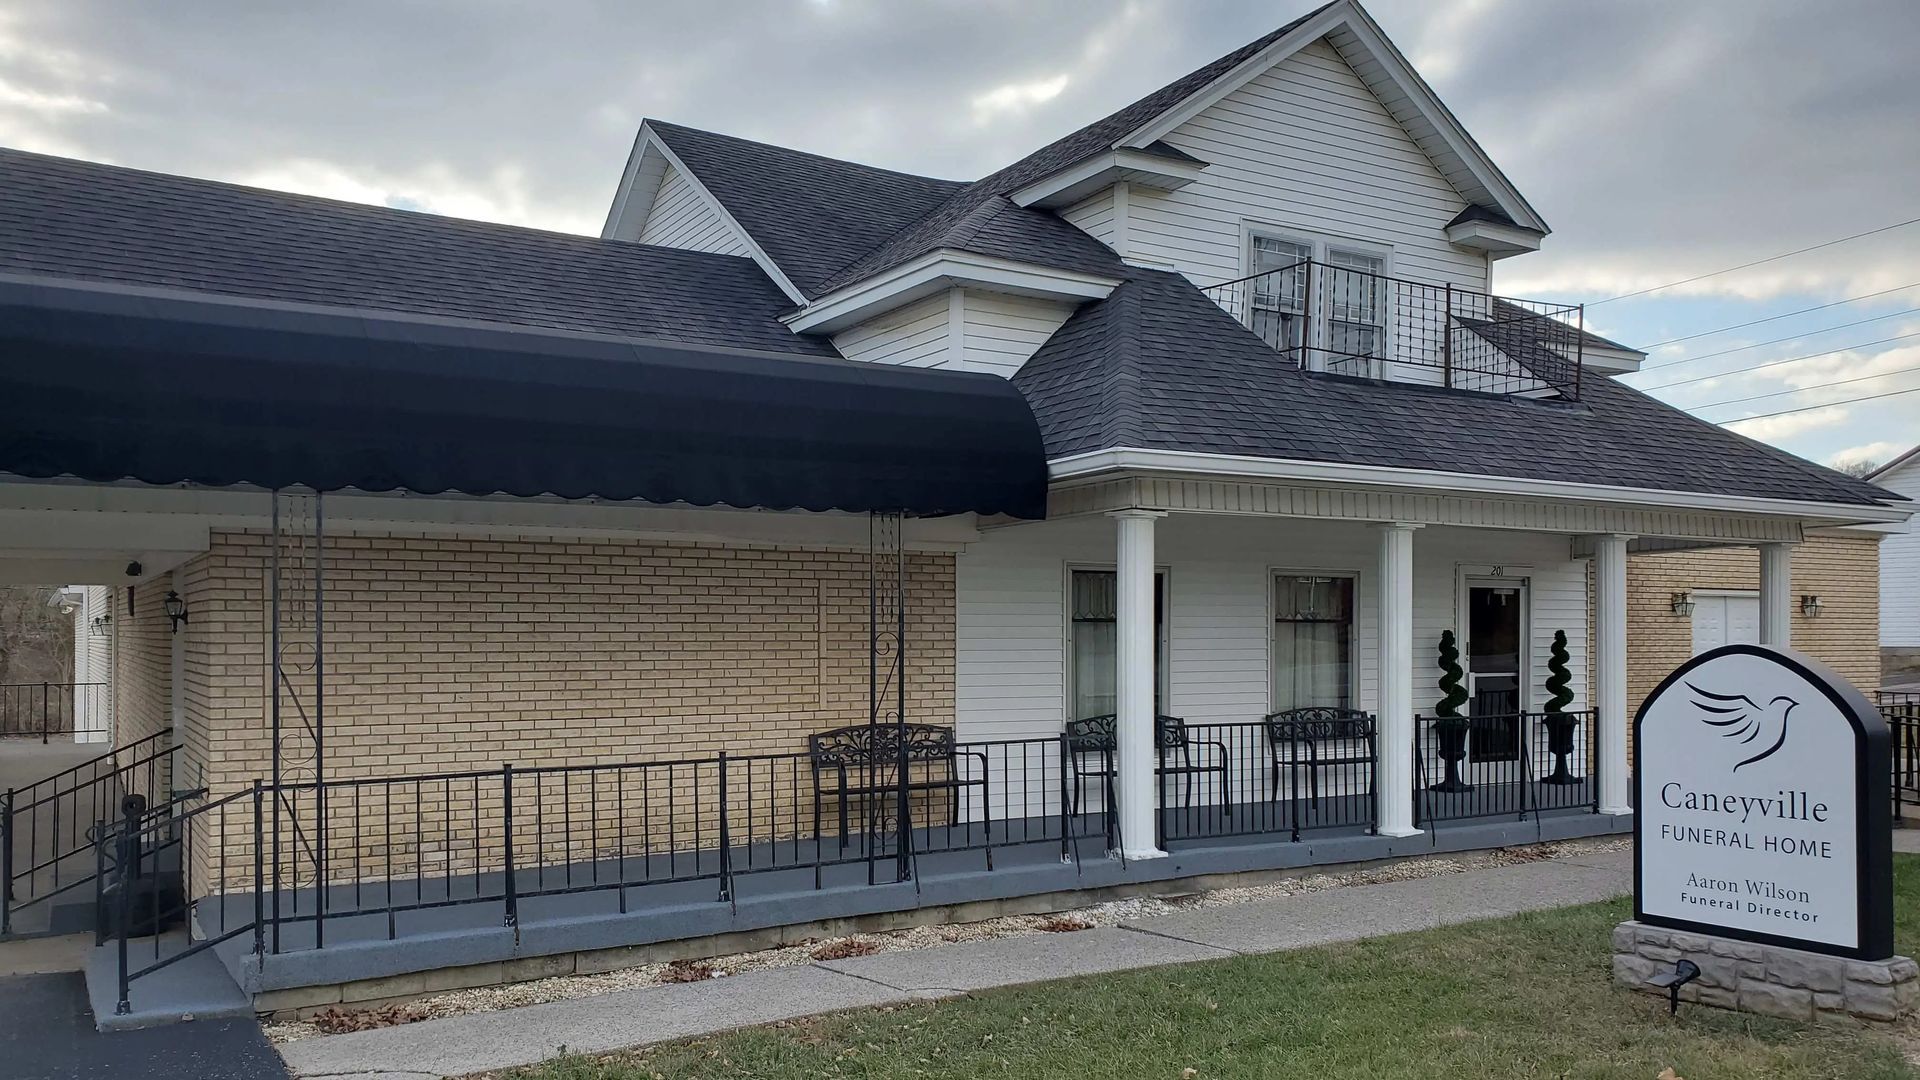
[83,932,254,1031]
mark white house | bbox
[1872,446,1920,679]
[0,0,1907,1020]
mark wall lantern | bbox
[1800,594,1823,618]
[90,613,113,637]
[163,590,190,633]
[1670,591,1696,618]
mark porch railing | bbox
[2,728,174,936]
[1881,692,1920,823]
[1156,718,1378,844]
[1199,258,1587,400]
[1412,710,1599,826]
[0,682,110,742]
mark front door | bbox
[1691,592,1759,655]
[1464,579,1528,766]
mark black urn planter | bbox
[1428,715,1474,793]
[1541,711,1584,785]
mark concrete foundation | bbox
[1613,920,1919,1023]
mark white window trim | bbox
[1063,562,1172,722]
[1239,222,1396,379]
[1268,567,1363,715]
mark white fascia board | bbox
[1116,0,1549,236]
[1444,219,1542,258]
[1561,343,1644,374]
[1047,447,1916,525]
[600,128,660,240]
[1010,150,1206,209]
[782,251,1118,334]
[1868,443,1920,482]
[610,124,811,307]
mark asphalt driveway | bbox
[0,972,288,1080]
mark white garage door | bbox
[1692,592,1760,655]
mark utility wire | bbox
[1635,331,1920,392]
[1628,307,1920,373]
[1686,364,1920,411]
[1638,282,1920,349]
[1719,385,1920,425]
[1589,214,1920,307]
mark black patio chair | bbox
[1065,714,1232,826]
[808,723,989,851]
[1262,707,1376,807]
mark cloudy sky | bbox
[3,0,1915,473]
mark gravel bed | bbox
[264,836,1627,1044]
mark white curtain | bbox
[1273,575,1353,711]
[1071,571,1118,719]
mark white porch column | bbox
[1375,522,1421,838]
[1111,509,1167,859]
[1594,533,1634,816]
[1759,543,1794,646]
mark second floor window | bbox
[1245,231,1390,377]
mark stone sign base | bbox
[1613,921,1918,1023]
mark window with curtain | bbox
[1272,574,1354,712]
[1248,236,1310,357]
[1070,569,1165,720]
[1323,247,1385,376]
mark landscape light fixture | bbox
[1669,591,1695,618]
[163,590,189,633]
[1647,958,1701,1015]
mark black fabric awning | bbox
[0,279,1049,519]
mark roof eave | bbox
[783,251,1120,335]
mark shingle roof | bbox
[646,121,965,298]
[0,146,835,357]
[1013,269,1903,508]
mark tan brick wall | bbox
[112,577,174,751]
[171,530,958,889]
[1623,534,1882,725]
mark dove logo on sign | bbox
[1635,644,1894,960]
[1684,684,1797,771]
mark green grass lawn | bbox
[507,853,1920,1080]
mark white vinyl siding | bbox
[955,516,1587,744]
[831,290,1074,376]
[1126,38,1487,295]
[959,292,1076,377]
[1062,187,1118,251]
[637,165,751,256]
[1879,460,1920,646]
[831,294,952,368]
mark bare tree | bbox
[1836,459,1880,479]
[0,586,76,686]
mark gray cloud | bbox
[2,0,1915,297]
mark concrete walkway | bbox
[279,846,1632,1080]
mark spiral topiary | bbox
[1544,629,1574,714]
[1436,630,1468,718]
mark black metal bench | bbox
[808,723,989,850]
[1262,707,1376,807]
[1065,714,1232,831]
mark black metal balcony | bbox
[1200,258,1590,400]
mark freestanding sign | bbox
[1635,643,1893,960]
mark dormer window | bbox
[1244,230,1391,378]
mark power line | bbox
[1686,364,1920,411]
[1719,385,1920,425]
[1634,331,1920,392]
[1638,282,1920,349]
[1628,307,1920,373]
[1589,214,1920,307]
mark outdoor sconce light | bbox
[1670,591,1696,618]
[163,590,189,633]
[90,613,113,636]
[1801,594,1824,618]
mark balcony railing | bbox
[1201,258,1589,400]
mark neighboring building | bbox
[0,0,1908,1018]
[1622,533,1883,721]
[1872,446,1920,680]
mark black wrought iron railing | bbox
[97,733,1116,1012]
[1200,258,1588,400]
[1155,716,1378,844]
[1880,692,1920,823]
[1413,709,1598,826]
[0,682,110,741]
[2,728,175,936]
